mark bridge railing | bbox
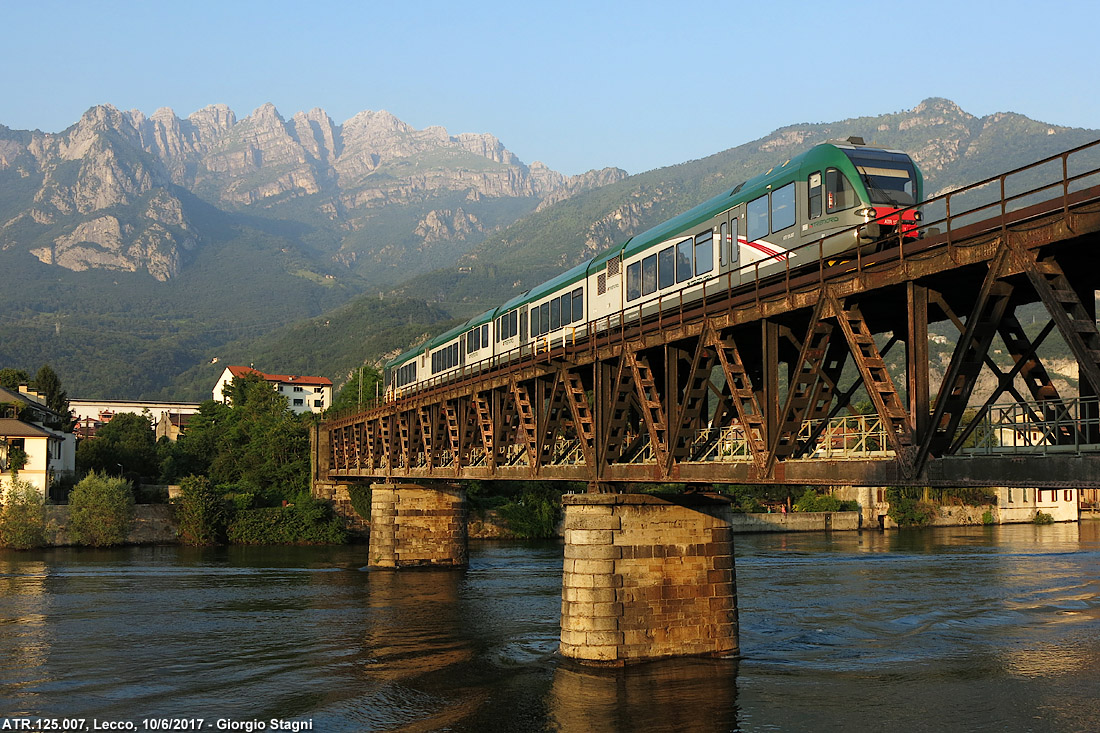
[959,396,1100,456]
[336,138,1100,425]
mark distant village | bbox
[0,365,331,498]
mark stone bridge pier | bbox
[560,493,738,665]
[368,482,468,568]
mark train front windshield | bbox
[843,149,918,206]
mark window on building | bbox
[293,399,304,406]
[694,231,713,275]
[314,400,323,408]
[314,387,323,393]
[771,182,796,232]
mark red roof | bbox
[226,365,332,387]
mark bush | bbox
[886,488,937,528]
[347,484,371,520]
[68,471,134,547]
[982,510,996,525]
[227,496,348,545]
[0,478,46,549]
[497,486,561,539]
[793,488,843,513]
[1034,511,1055,525]
[175,475,229,546]
[723,485,765,514]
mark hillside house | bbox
[69,399,201,441]
[213,366,332,415]
[0,385,76,497]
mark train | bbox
[383,137,922,398]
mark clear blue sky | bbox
[2,0,1097,176]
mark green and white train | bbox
[384,138,922,398]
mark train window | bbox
[747,196,769,241]
[560,293,572,324]
[676,238,693,283]
[627,262,641,301]
[826,168,859,213]
[531,310,539,336]
[642,253,657,296]
[540,302,550,334]
[730,217,739,263]
[771,183,795,232]
[719,223,727,267]
[551,297,561,331]
[572,288,583,322]
[657,246,675,289]
[467,331,475,353]
[510,310,518,338]
[694,231,713,275]
[808,171,822,219]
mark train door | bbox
[519,305,529,355]
[725,208,741,288]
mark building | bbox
[213,366,332,415]
[0,385,76,497]
[69,399,202,441]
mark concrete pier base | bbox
[368,483,468,568]
[559,493,738,665]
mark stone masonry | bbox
[560,493,738,665]
[312,481,371,535]
[368,483,467,568]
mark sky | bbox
[2,0,1098,176]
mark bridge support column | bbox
[560,493,738,665]
[368,483,468,568]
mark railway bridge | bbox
[313,140,1100,664]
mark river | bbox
[2,522,1098,732]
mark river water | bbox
[2,522,1099,732]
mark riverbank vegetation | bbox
[0,478,46,549]
[68,472,135,547]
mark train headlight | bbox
[856,207,877,220]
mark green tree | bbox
[0,478,47,549]
[76,412,159,480]
[31,364,71,429]
[174,475,229,546]
[328,366,382,413]
[68,471,134,547]
[171,375,310,500]
[0,368,31,391]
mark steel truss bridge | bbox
[318,140,1100,489]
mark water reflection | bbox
[1,526,1098,732]
[549,657,739,733]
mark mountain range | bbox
[0,98,1096,400]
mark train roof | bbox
[522,260,592,303]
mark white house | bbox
[0,385,76,497]
[213,366,333,415]
[69,399,202,441]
